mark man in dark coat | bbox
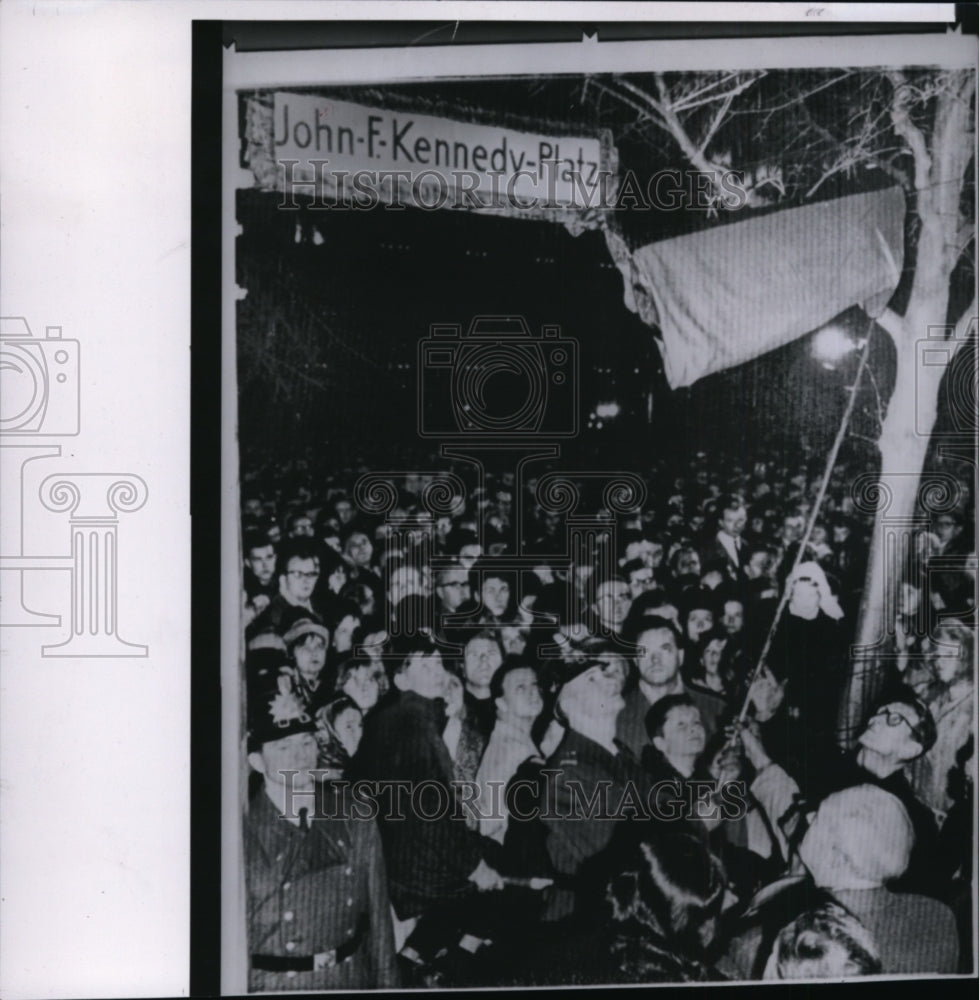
[350,631,503,924]
[739,689,940,894]
[244,685,399,990]
[541,651,648,921]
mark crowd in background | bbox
[240,443,975,988]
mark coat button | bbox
[285,942,296,952]
[346,897,353,907]
[283,911,294,922]
[282,882,291,891]
[345,867,352,876]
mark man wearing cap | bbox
[541,648,646,920]
[244,687,399,990]
[280,618,331,710]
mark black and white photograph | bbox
[221,17,977,993]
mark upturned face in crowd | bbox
[931,631,968,685]
[858,702,923,762]
[342,663,381,710]
[745,550,771,580]
[654,705,706,759]
[442,673,465,718]
[252,731,319,790]
[809,525,829,547]
[244,498,264,519]
[832,524,851,545]
[721,600,744,635]
[293,633,328,681]
[246,544,276,586]
[701,570,724,591]
[401,650,448,700]
[458,543,483,570]
[500,625,529,656]
[627,566,656,600]
[933,515,961,545]
[436,570,471,612]
[719,506,747,539]
[334,500,354,525]
[782,515,805,543]
[464,636,503,691]
[499,667,543,721]
[389,566,421,606]
[344,532,373,568]
[685,608,714,643]
[282,556,319,603]
[560,660,626,721]
[676,550,701,576]
[636,627,683,687]
[481,577,511,618]
[702,637,727,675]
[332,705,364,758]
[898,582,921,617]
[290,515,315,538]
[332,614,359,654]
[595,579,632,629]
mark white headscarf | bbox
[787,561,844,621]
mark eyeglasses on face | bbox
[871,707,917,733]
[287,570,320,580]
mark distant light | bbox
[595,401,621,419]
[812,323,865,369]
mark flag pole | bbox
[735,327,873,727]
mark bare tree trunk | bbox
[842,71,974,744]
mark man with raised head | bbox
[474,657,545,845]
[244,685,398,990]
[739,688,940,892]
[542,648,644,920]
[350,631,503,932]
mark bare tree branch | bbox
[887,70,933,199]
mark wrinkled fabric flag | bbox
[614,186,906,388]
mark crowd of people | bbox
[239,444,975,989]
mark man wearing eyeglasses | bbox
[738,687,940,893]
[247,540,326,642]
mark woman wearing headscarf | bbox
[313,694,364,780]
